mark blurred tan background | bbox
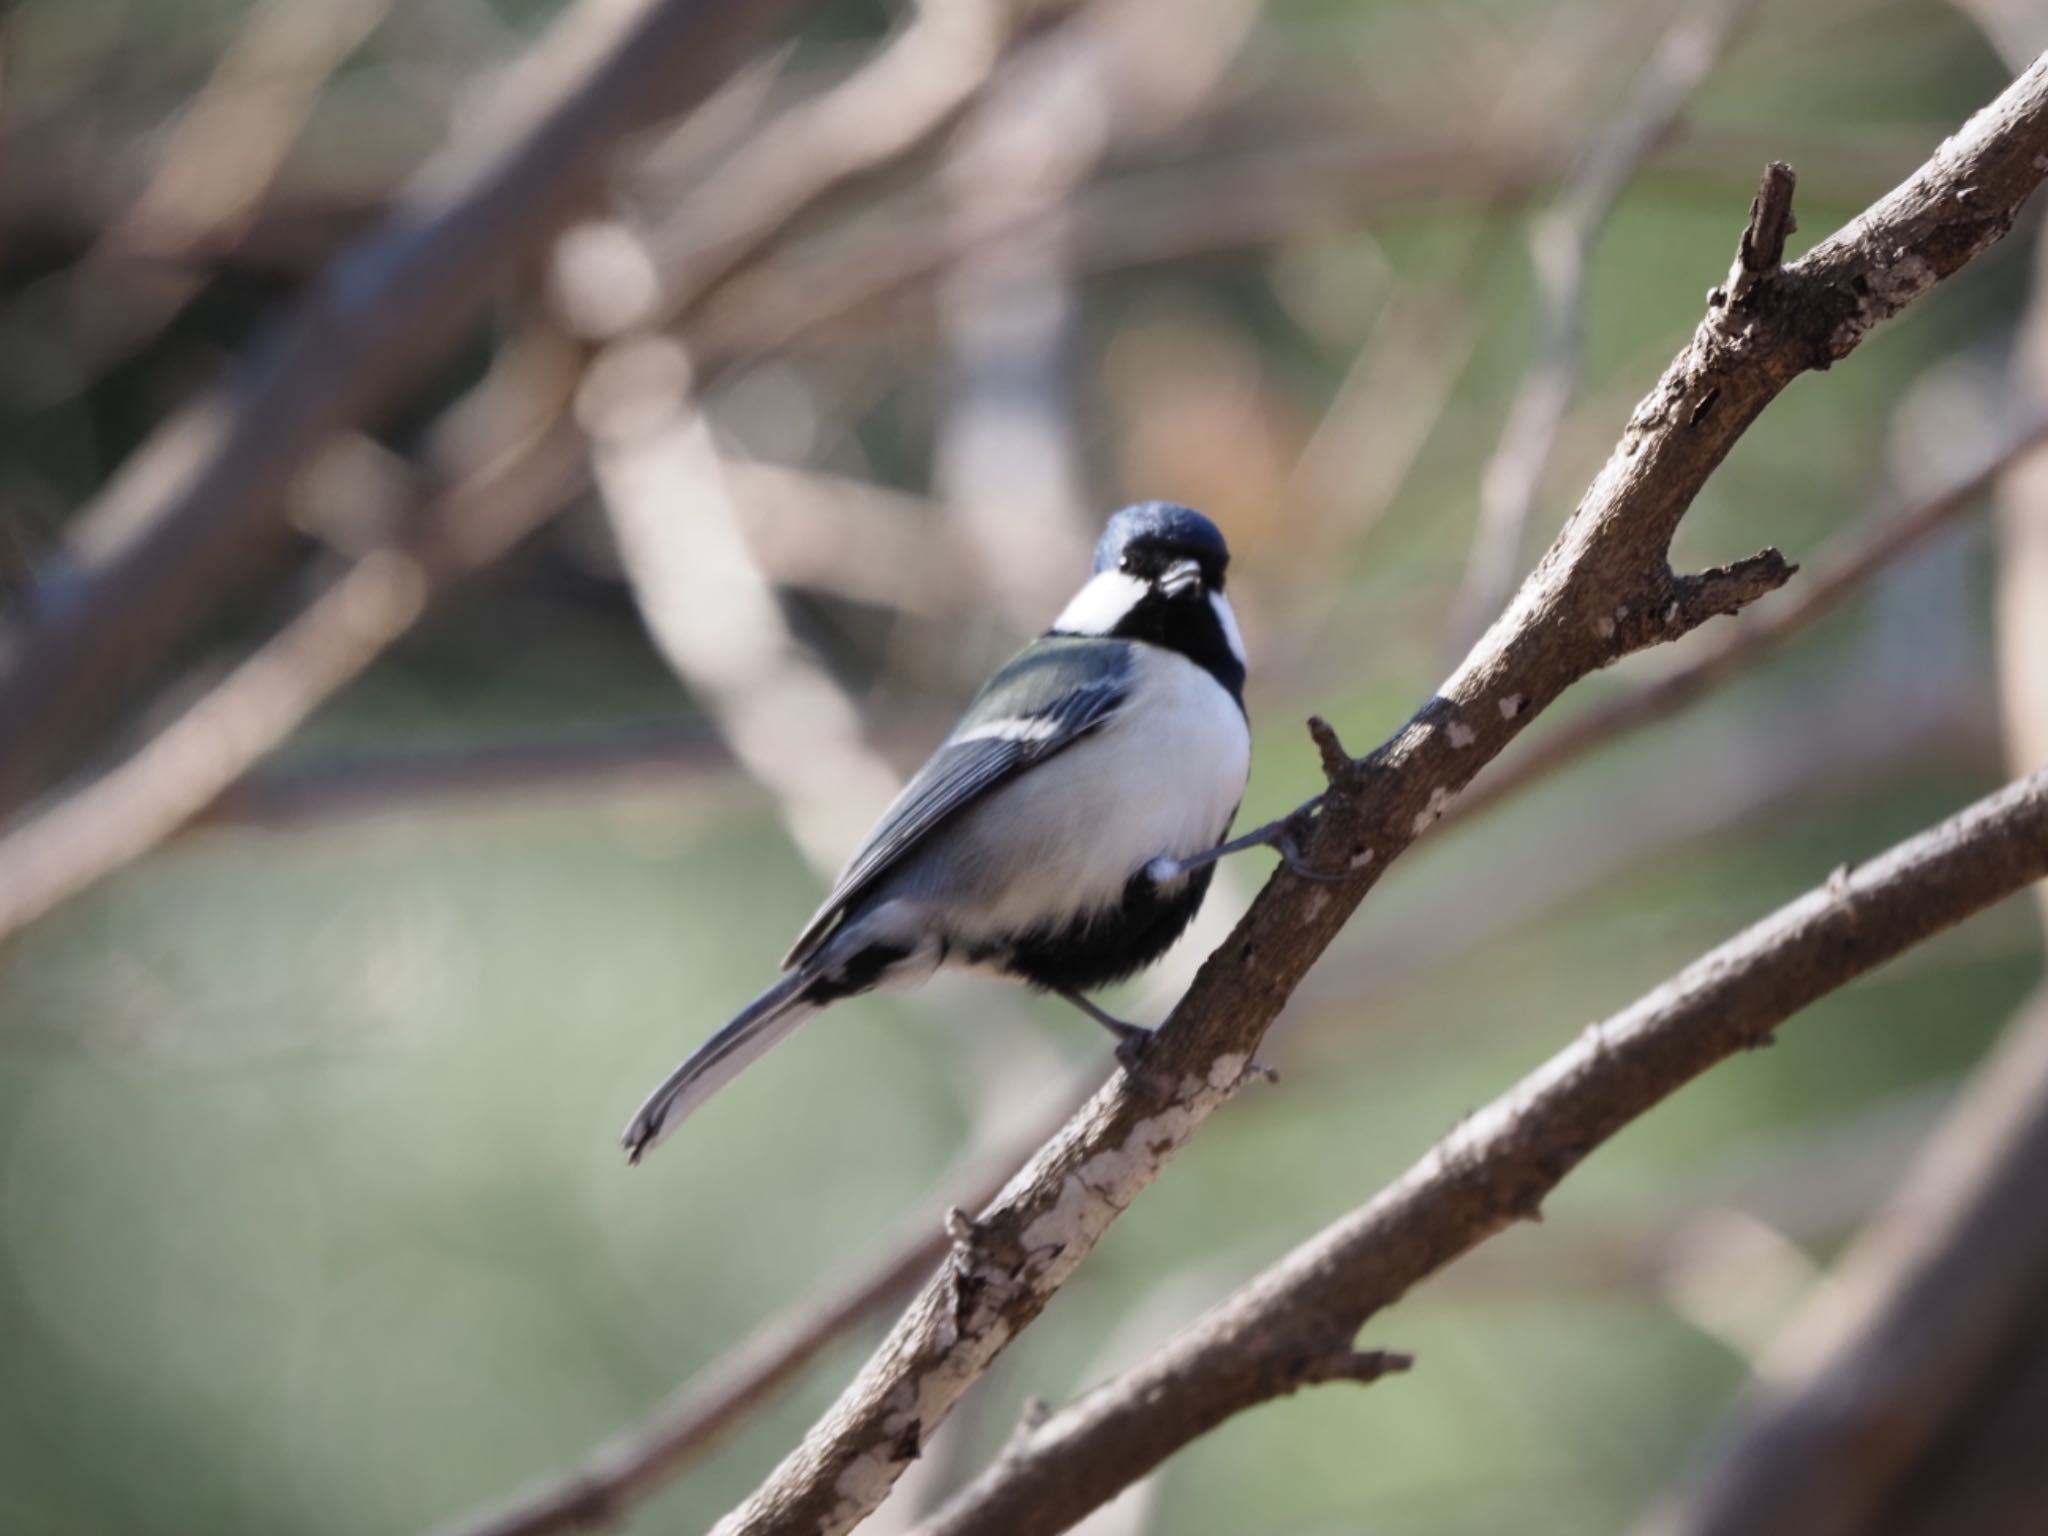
[1,1,2045,1533]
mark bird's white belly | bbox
[938,647,1250,941]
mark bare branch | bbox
[0,0,800,823]
[707,57,2048,1536]
[1451,0,1755,654]
[918,768,2048,1536]
[1725,159,1800,304]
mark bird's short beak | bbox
[1160,558,1203,598]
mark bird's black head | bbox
[1093,501,1231,596]
[1056,502,1246,702]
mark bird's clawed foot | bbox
[1058,988,1155,1068]
[1271,819,1347,883]
[1056,989,1279,1085]
[1111,1023,1156,1073]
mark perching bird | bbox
[624,501,1262,1162]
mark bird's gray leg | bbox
[1150,813,1345,884]
[1055,988,1154,1069]
[1055,989,1278,1085]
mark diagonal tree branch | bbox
[916,766,2048,1536]
[0,0,802,824]
[708,54,2048,1536]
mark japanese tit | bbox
[624,501,1253,1162]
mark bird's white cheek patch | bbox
[1053,571,1150,635]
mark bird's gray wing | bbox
[781,638,1133,968]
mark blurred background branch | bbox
[1451,405,2048,828]
[1634,980,2048,1536]
[0,334,583,946]
[46,0,401,390]
[581,335,902,870]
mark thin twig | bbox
[1284,216,1508,563]
[916,767,2048,1536]
[707,59,2048,1536]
